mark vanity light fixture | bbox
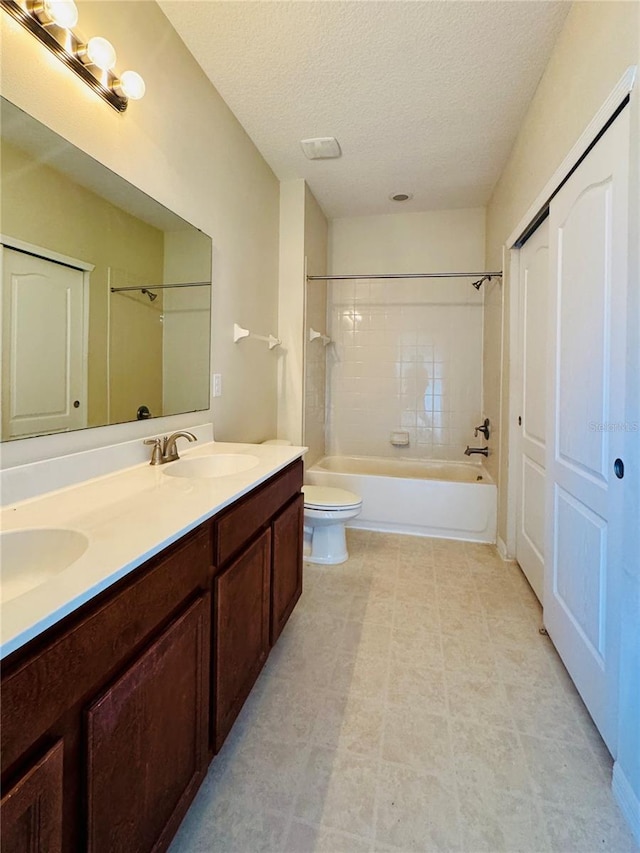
[0,0,145,112]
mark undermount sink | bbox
[163,453,260,479]
[0,528,89,604]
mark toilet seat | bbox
[303,485,362,511]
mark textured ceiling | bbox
[159,0,570,219]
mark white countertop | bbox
[0,441,306,660]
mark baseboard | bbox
[612,761,640,846]
[496,536,515,562]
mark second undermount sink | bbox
[163,453,260,479]
[0,528,89,604]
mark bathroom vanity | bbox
[0,447,304,852]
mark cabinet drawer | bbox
[2,527,211,772]
[214,460,302,566]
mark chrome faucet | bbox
[465,445,489,457]
[144,431,197,465]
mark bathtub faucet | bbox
[465,445,489,457]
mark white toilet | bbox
[302,485,363,565]
[261,440,363,564]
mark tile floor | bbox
[170,532,638,853]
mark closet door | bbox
[545,109,629,755]
[516,219,549,603]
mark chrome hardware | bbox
[474,418,491,440]
[144,431,197,465]
[464,446,489,457]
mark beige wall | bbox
[484,0,640,544]
[303,184,328,467]
[1,0,279,466]
[277,180,306,445]
[276,180,328,453]
[1,139,165,428]
[329,209,485,275]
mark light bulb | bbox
[114,70,146,100]
[33,0,78,28]
[80,36,116,71]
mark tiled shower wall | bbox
[326,278,484,461]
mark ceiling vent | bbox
[300,137,341,160]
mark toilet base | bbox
[305,521,349,565]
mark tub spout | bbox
[465,445,489,457]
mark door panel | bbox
[516,219,549,602]
[0,741,64,853]
[271,494,304,644]
[214,529,271,752]
[556,183,610,481]
[522,456,546,561]
[86,596,209,853]
[1,247,86,439]
[554,487,606,658]
[545,109,629,755]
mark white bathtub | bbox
[306,455,497,543]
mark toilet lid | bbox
[303,485,362,510]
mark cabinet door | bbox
[0,740,64,853]
[214,529,271,752]
[86,595,209,853]
[271,494,304,644]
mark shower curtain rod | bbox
[306,271,502,281]
[110,281,210,293]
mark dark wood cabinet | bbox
[1,528,210,853]
[86,596,209,853]
[0,741,64,853]
[1,459,304,852]
[213,529,271,752]
[271,494,304,644]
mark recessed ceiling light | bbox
[300,137,341,160]
[389,192,413,202]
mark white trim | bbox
[506,65,637,249]
[505,248,520,560]
[496,536,509,561]
[613,762,640,846]
[495,243,507,546]
[0,234,95,272]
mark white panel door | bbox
[1,247,86,439]
[545,110,629,755]
[516,219,549,602]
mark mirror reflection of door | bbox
[1,246,88,439]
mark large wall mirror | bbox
[0,97,212,442]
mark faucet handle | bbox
[474,418,491,440]
[144,437,165,466]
